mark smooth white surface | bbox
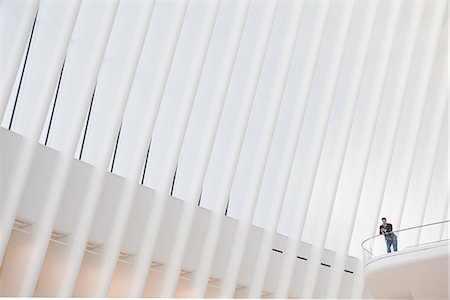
[364,242,449,299]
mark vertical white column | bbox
[0,0,39,119]
[158,1,250,297]
[418,122,448,244]
[416,60,448,244]
[400,21,448,240]
[99,2,210,297]
[11,1,119,296]
[272,3,330,298]
[191,2,277,297]
[291,3,355,298]
[274,2,354,298]
[63,0,188,297]
[268,1,329,298]
[349,0,424,258]
[218,3,291,297]
[0,0,81,266]
[389,1,446,229]
[274,2,374,298]
[125,2,219,297]
[325,2,402,298]
[349,259,365,299]
[218,2,304,298]
[369,0,425,235]
[55,2,155,296]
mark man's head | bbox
[381,217,387,225]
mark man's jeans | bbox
[386,236,398,253]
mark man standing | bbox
[380,217,398,253]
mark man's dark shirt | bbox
[380,223,395,240]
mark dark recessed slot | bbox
[296,256,307,261]
[320,263,331,267]
[272,248,283,253]
[344,269,354,274]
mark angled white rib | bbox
[276,3,353,297]
[416,25,448,244]
[0,0,39,119]
[39,2,119,296]
[119,2,187,297]
[10,1,118,296]
[400,21,447,242]
[70,1,188,298]
[158,2,250,297]
[350,1,424,259]
[388,1,446,230]
[0,0,81,268]
[234,2,305,297]
[272,3,330,298]
[214,3,279,297]
[325,2,402,297]
[53,2,155,296]
[125,2,219,297]
[419,118,448,245]
[293,3,355,298]
[190,2,277,297]
[370,1,425,237]
[218,3,290,296]
[298,2,376,298]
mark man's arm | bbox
[386,224,393,233]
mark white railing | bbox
[361,220,449,264]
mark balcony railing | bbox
[361,220,449,264]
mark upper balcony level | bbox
[361,220,449,299]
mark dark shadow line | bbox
[8,12,38,130]
[45,58,66,145]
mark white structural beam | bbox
[125,2,219,297]
[158,1,250,297]
[24,1,118,296]
[272,2,330,297]
[8,1,119,296]
[220,2,305,297]
[349,0,424,260]
[273,2,353,298]
[400,18,448,240]
[0,0,39,119]
[191,2,277,297]
[286,1,376,299]
[417,33,448,244]
[218,2,291,297]
[71,1,189,298]
[52,2,155,296]
[382,1,446,230]
[291,2,355,298]
[324,2,402,297]
[0,0,81,268]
